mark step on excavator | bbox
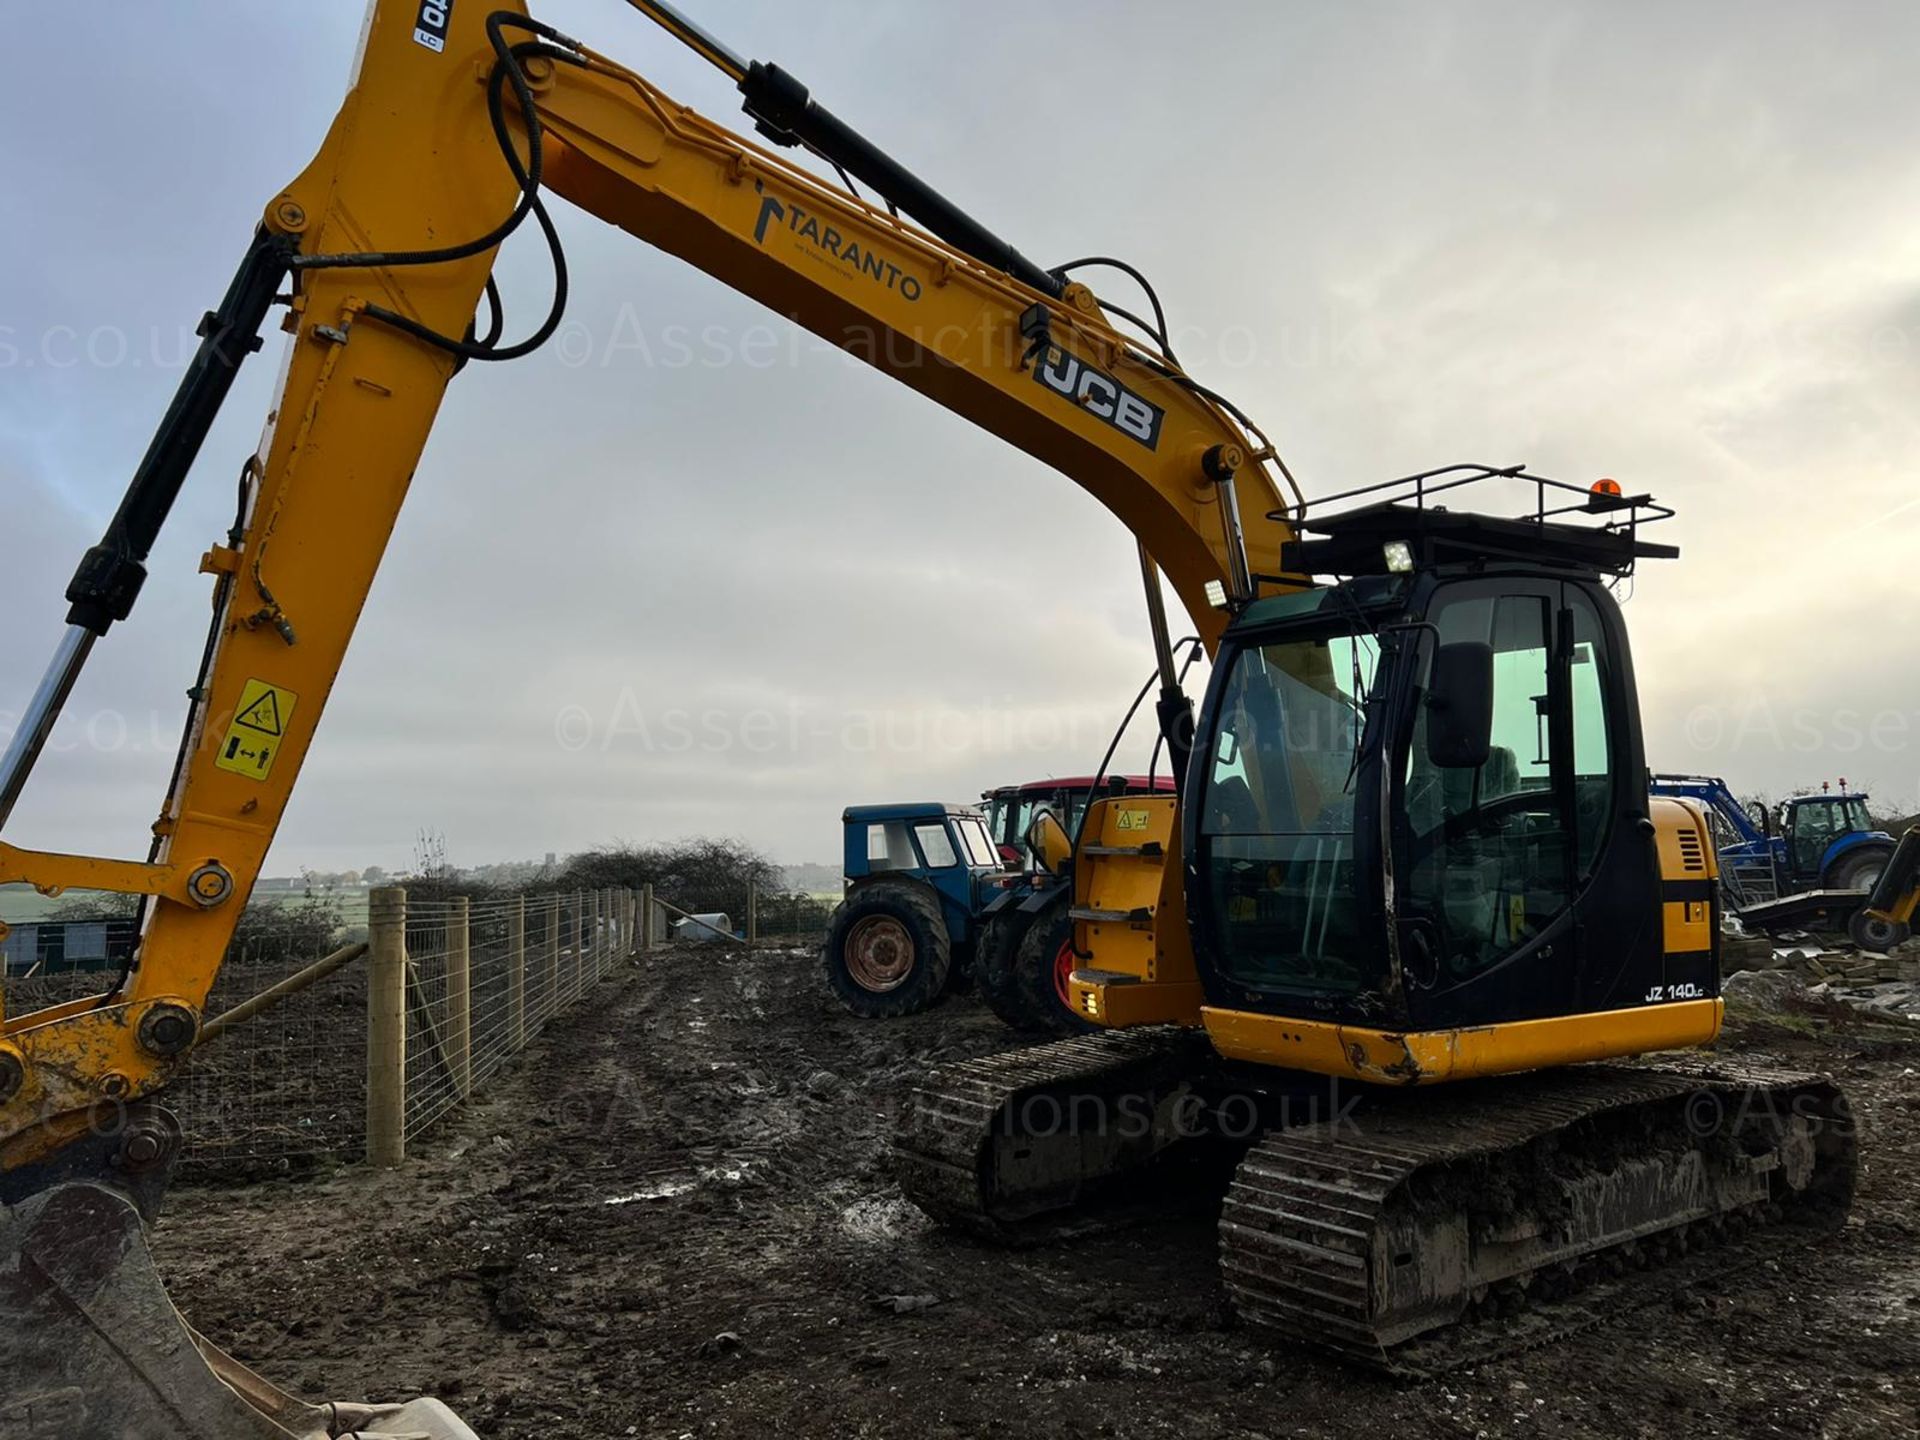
[0,3,1855,1433]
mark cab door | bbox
[1393,576,1661,1027]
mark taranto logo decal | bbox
[1030,344,1164,450]
[752,183,923,302]
[412,1,453,52]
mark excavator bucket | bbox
[0,1182,476,1439]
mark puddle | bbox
[604,1177,696,1205]
[602,1159,755,1206]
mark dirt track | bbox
[157,944,1920,1438]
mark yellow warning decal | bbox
[1116,808,1151,832]
[213,678,298,781]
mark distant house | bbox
[1,916,139,977]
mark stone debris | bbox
[1720,927,1920,986]
[870,1293,940,1315]
[1807,979,1920,1024]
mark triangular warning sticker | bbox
[234,688,284,737]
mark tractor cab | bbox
[1778,790,1892,888]
[982,775,1178,866]
[842,803,1006,914]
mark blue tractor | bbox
[822,803,1016,1017]
[1650,775,1898,905]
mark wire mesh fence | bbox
[0,879,815,1183]
[399,891,620,1143]
[175,909,365,1179]
[656,885,835,943]
[755,890,835,940]
[0,895,366,1180]
[0,884,645,1182]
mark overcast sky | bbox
[3,1,1917,879]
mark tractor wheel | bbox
[975,908,1048,1031]
[822,881,952,1018]
[1828,848,1893,894]
[1848,908,1910,954]
[1012,901,1098,1036]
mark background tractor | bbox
[825,777,1180,1026]
[1653,775,1898,904]
[821,803,1014,1017]
[1652,774,1912,947]
[980,774,1176,865]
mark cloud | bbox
[3,1,1916,874]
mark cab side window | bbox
[1567,590,1614,873]
[867,821,916,871]
[914,823,959,869]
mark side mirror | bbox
[1426,641,1494,770]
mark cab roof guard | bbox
[1267,462,1678,580]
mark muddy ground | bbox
[158,944,1920,1439]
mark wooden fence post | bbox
[573,890,586,1000]
[591,889,602,982]
[602,888,615,969]
[640,883,653,954]
[747,881,758,947]
[544,896,561,1022]
[508,894,527,1050]
[447,895,472,1099]
[623,887,635,955]
[590,890,602,981]
[367,886,407,1167]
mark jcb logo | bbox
[1031,345,1164,450]
[413,0,453,52]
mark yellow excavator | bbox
[0,3,1855,1432]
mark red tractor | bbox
[980,775,1174,866]
[974,775,1176,1033]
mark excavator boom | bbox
[0,0,1293,1179]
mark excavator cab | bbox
[1189,538,1670,1032]
[1070,468,1725,1080]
